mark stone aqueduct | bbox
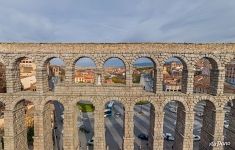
[0,43,234,150]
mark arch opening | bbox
[132,57,155,92]
[133,101,155,150]
[45,58,65,91]
[163,57,185,93]
[193,100,216,150]
[13,99,35,150]
[104,100,125,150]
[74,57,96,84]
[193,57,218,94]
[103,58,126,85]
[43,100,64,150]
[224,58,235,94]
[15,57,37,91]
[223,99,235,149]
[76,100,95,150]
[163,101,185,150]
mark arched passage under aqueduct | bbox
[133,100,155,150]
[13,99,35,150]
[163,100,186,150]
[224,99,235,150]
[42,100,64,150]
[193,100,216,150]
[104,100,125,150]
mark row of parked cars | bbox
[137,133,200,142]
[87,133,201,146]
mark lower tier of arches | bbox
[0,95,234,150]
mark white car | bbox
[163,133,175,141]
[193,135,200,141]
[196,112,203,117]
[61,114,64,119]
[224,120,229,128]
[87,137,94,145]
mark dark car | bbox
[79,125,90,133]
[87,137,94,146]
[137,133,148,141]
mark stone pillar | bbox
[156,68,163,93]
[199,104,216,150]
[210,68,225,95]
[94,105,105,150]
[213,109,225,150]
[33,107,46,150]
[123,109,134,150]
[216,68,226,95]
[65,63,73,85]
[225,104,235,150]
[182,68,194,94]
[11,101,28,150]
[126,65,132,87]
[35,67,44,93]
[5,66,15,93]
[12,64,22,92]
[153,111,164,150]
[95,69,102,86]
[43,103,54,150]
[174,104,186,150]
[182,110,194,150]
[41,66,50,92]
[63,105,75,150]
[73,105,79,150]
[3,110,15,150]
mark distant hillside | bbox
[134,62,154,67]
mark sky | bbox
[0,0,235,43]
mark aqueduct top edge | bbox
[0,43,235,53]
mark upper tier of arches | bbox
[0,52,233,95]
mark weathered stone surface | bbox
[0,43,234,150]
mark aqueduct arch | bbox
[0,43,234,150]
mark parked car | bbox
[79,125,90,133]
[163,133,175,141]
[196,112,203,117]
[193,135,200,141]
[104,109,112,117]
[87,137,94,146]
[224,120,229,128]
[61,114,64,119]
[137,133,148,141]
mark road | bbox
[53,100,230,150]
[54,102,64,150]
